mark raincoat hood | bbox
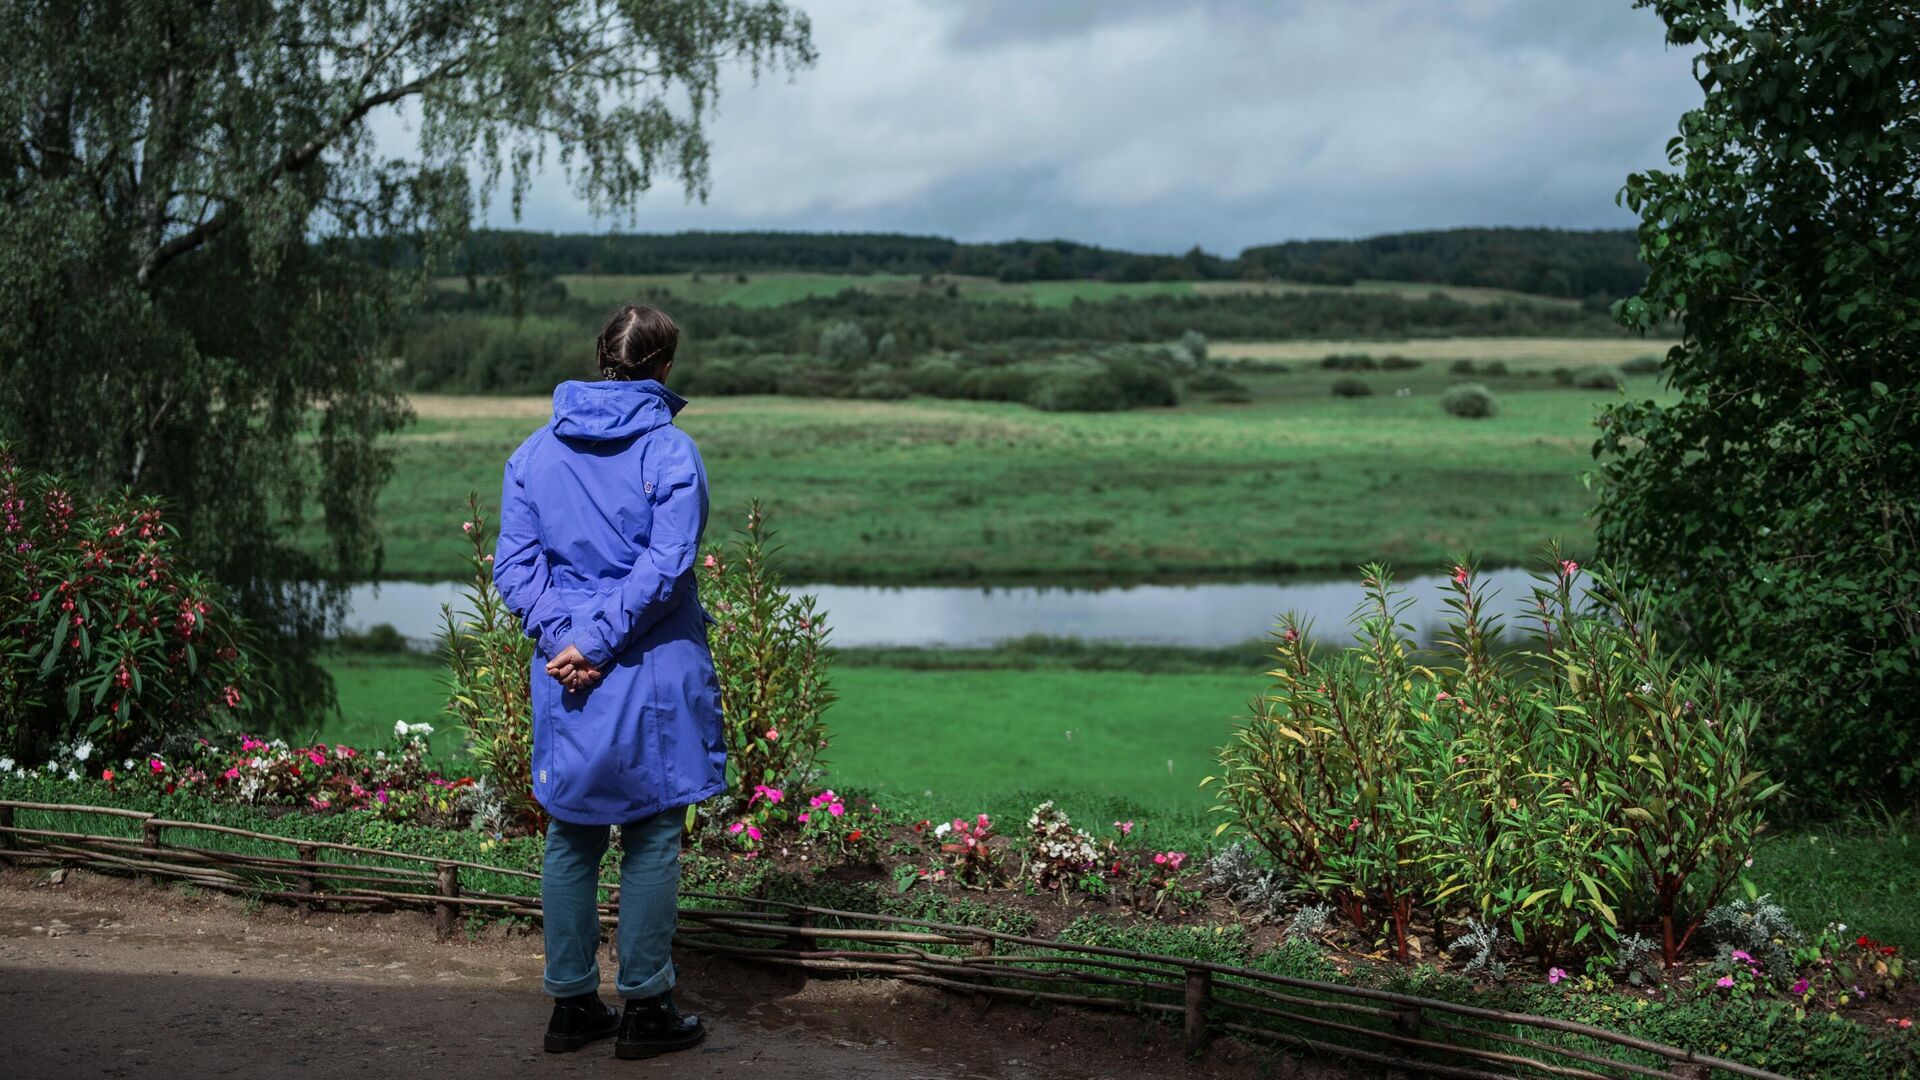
[550,379,687,442]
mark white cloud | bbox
[364,1,1700,252]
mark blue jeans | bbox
[541,807,684,1000]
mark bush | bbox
[1481,359,1510,376]
[331,623,413,654]
[1449,358,1477,375]
[850,364,910,401]
[1380,354,1421,370]
[1203,553,1778,966]
[699,502,837,834]
[1441,383,1499,419]
[903,355,967,398]
[1321,353,1378,371]
[1029,369,1126,412]
[816,320,870,366]
[0,447,265,770]
[441,494,538,827]
[1330,376,1373,398]
[1572,367,1619,390]
[1620,354,1662,375]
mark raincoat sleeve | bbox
[492,452,572,660]
[569,435,708,669]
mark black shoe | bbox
[544,991,620,1053]
[615,989,706,1060]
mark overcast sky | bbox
[374,1,1702,255]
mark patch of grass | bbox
[1747,816,1920,952]
[316,652,465,761]
[332,373,1654,582]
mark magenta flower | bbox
[1547,968,1567,986]
[1716,975,1735,989]
[1559,559,1579,577]
[1790,978,1810,995]
[797,812,810,823]
[828,801,845,818]
[1452,565,1469,585]
[1113,820,1134,836]
[728,822,745,835]
[745,825,762,841]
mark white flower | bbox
[412,723,433,738]
[0,756,13,772]
[72,740,92,762]
[65,768,79,782]
[933,823,952,838]
[123,758,136,769]
[394,720,409,737]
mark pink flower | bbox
[1716,975,1735,989]
[745,825,763,841]
[703,554,718,569]
[1452,565,1469,585]
[1164,852,1187,871]
[1548,968,1567,986]
[1113,820,1133,836]
[728,822,745,834]
[1348,817,1360,832]
[223,768,240,780]
[828,802,845,817]
[797,812,809,823]
[483,554,494,563]
[375,789,389,804]
[1559,559,1579,577]
[307,750,325,766]
[1890,1018,1913,1029]
[1154,853,1168,865]
[1436,690,1452,701]
[1730,950,1752,963]
[149,758,165,773]
[1790,978,1810,995]
[461,521,474,534]
[750,784,785,806]
[976,813,990,829]
[765,728,778,741]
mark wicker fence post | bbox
[295,843,318,914]
[435,863,460,941]
[785,910,817,955]
[1183,967,1212,1053]
[0,804,13,851]
[139,819,161,883]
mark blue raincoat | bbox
[491,378,727,826]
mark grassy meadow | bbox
[341,347,1666,583]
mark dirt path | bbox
[0,867,1340,1080]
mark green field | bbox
[343,355,1665,583]
[322,652,1917,950]
[496,271,1584,311]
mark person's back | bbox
[491,303,718,1060]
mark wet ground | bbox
[0,866,1342,1080]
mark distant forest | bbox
[428,226,1645,302]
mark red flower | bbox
[101,768,115,782]
[848,829,863,842]
[1859,935,1873,947]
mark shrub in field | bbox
[1450,358,1477,375]
[904,355,967,398]
[850,364,910,401]
[1481,360,1509,376]
[1184,368,1247,394]
[1380,354,1421,371]
[1330,376,1373,398]
[1441,383,1498,419]
[1176,328,1208,365]
[816,320,871,366]
[0,446,264,770]
[1619,355,1662,376]
[1572,367,1620,390]
[700,502,836,830]
[1029,369,1125,412]
[440,494,539,828]
[1023,799,1097,891]
[1321,353,1378,371]
[1204,553,1779,967]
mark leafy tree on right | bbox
[1597,1,1918,804]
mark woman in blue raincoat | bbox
[491,303,723,1060]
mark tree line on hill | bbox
[406,225,1645,302]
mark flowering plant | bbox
[1,445,264,768]
[1785,923,1907,1013]
[441,494,539,829]
[77,729,476,825]
[1023,800,1096,892]
[701,502,836,819]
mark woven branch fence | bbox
[0,800,1793,1080]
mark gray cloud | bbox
[370,0,1701,253]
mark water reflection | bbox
[343,568,1550,649]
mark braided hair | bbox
[596,304,679,382]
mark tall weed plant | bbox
[1205,549,1778,967]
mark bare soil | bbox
[0,866,1349,1080]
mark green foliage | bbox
[0,447,265,768]
[1619,355,1662,376]
[700,503,836,810]
[1571,367,1620,391]
[1599,1,1920,804]
[817,320,871,365]
[1204,554,1779,965]
[439,495,537,828]
[1441,383,1498,419]
[0,0,816,731]
[1029,370,1126,413]
[1330,376,1373,398]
